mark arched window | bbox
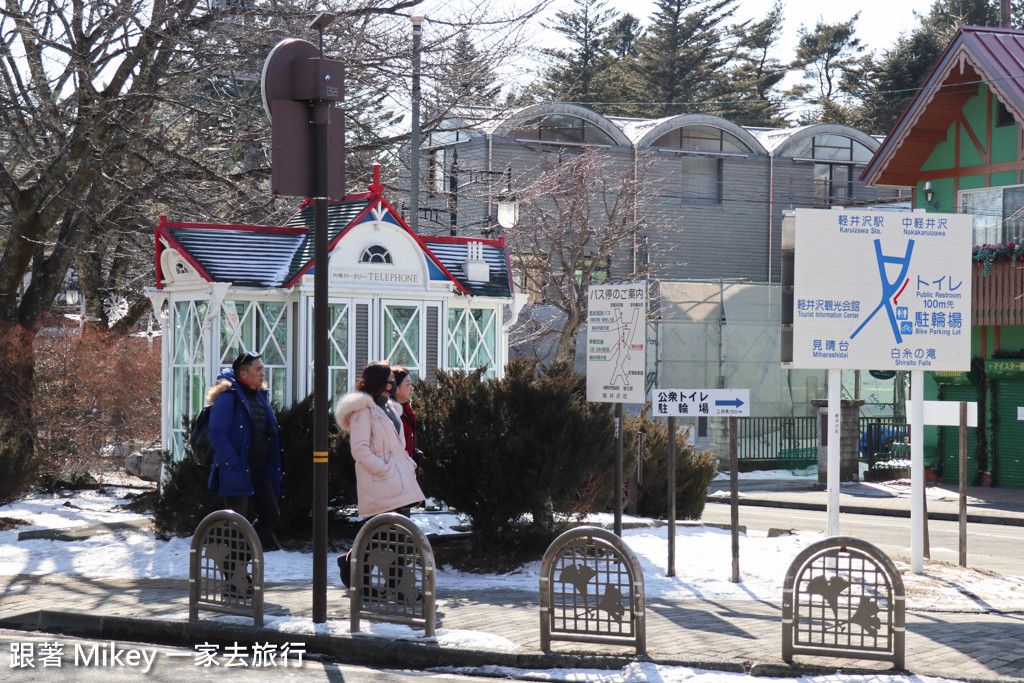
[507,114,617,145]
[786,134,874,162]
[787,134,874,206]
[652,125,751,206]
[360,245,392,264]
[651,125,751,154]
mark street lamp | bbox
[923,181,939,209]
[496,196,519,230]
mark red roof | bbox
[863,25,1024,188]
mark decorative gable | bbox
[864,25,1024,188]
[154,165,513,299]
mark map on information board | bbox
[586,282,646,403]
[792,209,971,371]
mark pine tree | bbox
[852,28,946,135]
[849,0,1011,135]
[719,0,788,126]
[788,13,870,124]
[538,0,620,105]
[428,33,503,112]
[920,0,999,32]
[632,0,739,117]
[610,13,643,58]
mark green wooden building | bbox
[864,25,1024,488]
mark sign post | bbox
[666,415,676,577]
[790,209,971,571]
[586,282,646,537]
[905,399,977,568]
[653,388,749,579]
[959,401,968,567]
[261,15,345,623]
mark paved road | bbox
[702,501,1024,576]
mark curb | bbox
[2,610,1023,682]
[707,497,1024,527]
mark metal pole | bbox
[959,400,968,567]
[730,415,739,583]
[827,368,841,536]
[910,369,925,574]
[311,17,334,624]
[627,472,637,516]
[614,402,623,537]
[667,416,676,577]
[409,16,423,233]
[923,471,930,560]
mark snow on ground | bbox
[712,468,817,482]
[436,663,960,683]
[1,484,1018,683]
[158,610,976,683]
[1,485,1021,612]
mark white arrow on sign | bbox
[651,389,751,417]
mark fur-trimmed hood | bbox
[205,378,234,405]
[335,391,374,432]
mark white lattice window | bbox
[220,300,290,407]
[171,299,209,459]
[383,302,422,380]
[448,307,496,377]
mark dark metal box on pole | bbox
[261,15,345,624]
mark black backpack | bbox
[189,406,215,466]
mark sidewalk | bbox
[709,478,1024,526]
[1,572,1022,681]
[0,481,1022,681]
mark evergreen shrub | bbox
[153,394,359,538]
[416,359,615,541]
[622,409,717,520]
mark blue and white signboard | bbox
[792,209,972,371]
[586,282,647,403]
[652,389,750,417]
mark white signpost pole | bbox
[910,369,926,573]
[827,369,841,536]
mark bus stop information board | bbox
[586,282,646,403]
[791,209,972,371]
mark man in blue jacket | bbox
[206,351,283,547]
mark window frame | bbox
[960,184,1024,246]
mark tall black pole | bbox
[409,16,422,233]
[311,14,334,625]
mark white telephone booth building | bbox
[147,170,525,458]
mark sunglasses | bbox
[232,351,262,373]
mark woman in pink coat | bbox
[335,360,424,518]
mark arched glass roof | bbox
[628,114,767,154]
[766,124,879,161]
[785,133,874,161]
[650,124,752,153]
[506,113,618,145]
[490,103,632,146]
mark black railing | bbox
[858,417,909,467]
[736,417,818,461]
[729,415,907,470]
